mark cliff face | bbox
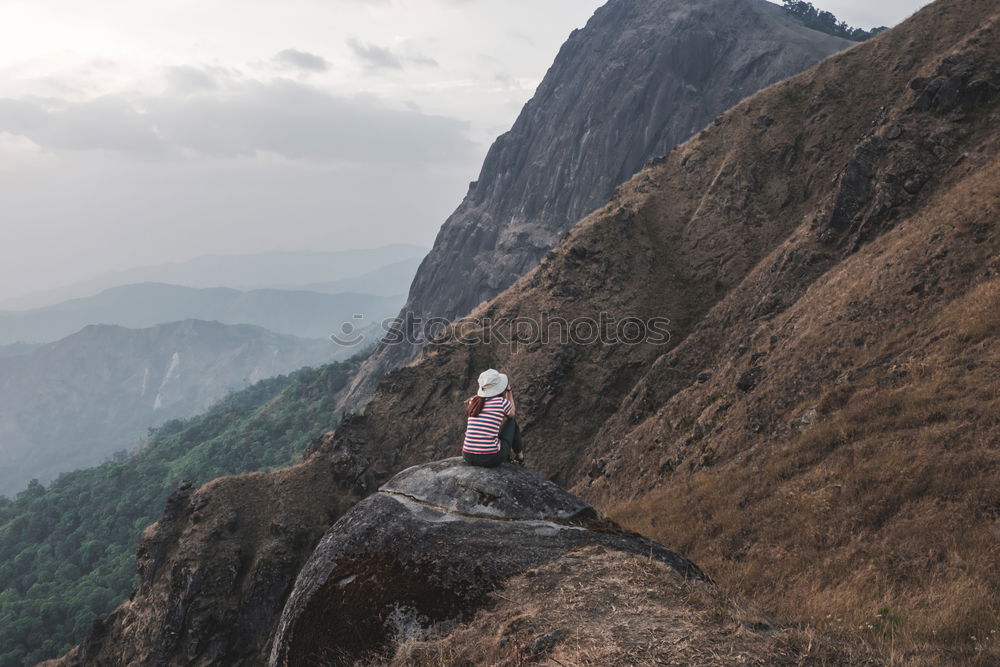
[55,0,1000,664]
[343,0,852,404]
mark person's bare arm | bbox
[505,387,517,417]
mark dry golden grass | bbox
[379,546,877,666]
[600,96,1000,663]
[611,317,1000,665]
[943,278,1000,343]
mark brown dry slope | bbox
[386,546,875,667]
[337,0,1000,661]
[55,0,999,664]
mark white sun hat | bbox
[476,368,509,398]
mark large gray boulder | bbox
[269,458,703,666]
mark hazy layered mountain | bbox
[0,283,403,345]
[0,244,426,311]
[52,0,999,664]
[0,342,42,359]
[343,0,853,404]
[0,319,342,498]
[294,256,424,297]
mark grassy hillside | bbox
[243,0,997,662]
[0,354,364,666]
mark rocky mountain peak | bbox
[344,0,853,405]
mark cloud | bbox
[0,131,53,170]
[347,39,439,71]
[348,39,403,70]
[273,48,331,72]
[508,30,537,47]
[164,66,219,94]
[407,52,440,68]
[350,0,471,4]
[0,79,473,164]
[0,96,165,155]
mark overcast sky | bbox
[0,0,930,303]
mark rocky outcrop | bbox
[45,440,369,667]
[343,0,853,405]
[269,459,703,666]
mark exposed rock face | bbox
[268,459,703,666]
[343,0,852,405]
[45,443,368,667]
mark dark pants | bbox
[463,418,524,468]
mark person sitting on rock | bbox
[462,368,525,467]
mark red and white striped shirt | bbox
[462,395,512,455]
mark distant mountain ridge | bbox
[343,0,853,404]
[0,342,42,359]
[295,257,424,297]
[0,282,404,345]
[0,319,341,498]
[0,244,426,311]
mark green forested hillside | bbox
[0,354,364,666]
[0,319,348,499]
